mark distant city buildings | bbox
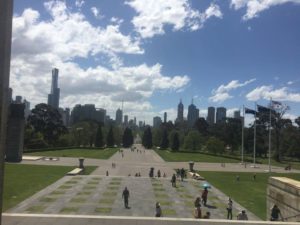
[176,99,184,123]
[23,99,31,120]
[115,108,123,125]
[47,68,60,109]
[207,107,215,125]
[216,107,226,123]
[70,104,106,125]
[233,110,241,119]
[164,112,167,123]
[124,115,128,126]
[153,116,162,128]
[187,100,199,127]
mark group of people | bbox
[121,186,283,221]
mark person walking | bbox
[171,174,177,187]
[194,197,201,208]
[194,205,202,219]
[270,204,283,221]
[227,198,233,219]
[237,210,248,220]
[122,187,130,208]
[155,202,162,217]
[201,187,208,206]
[180,168,185,181]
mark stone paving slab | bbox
[7,175,260,220]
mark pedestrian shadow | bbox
[205,204,217,209]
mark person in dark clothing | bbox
[122,187,130,208]
[270,204,283,221]
[155,202,162,217]
[227,198,233,220]
[171,174,177,187]
[201,187,208,206]
[194,197,201,208]
[180,168,185,181]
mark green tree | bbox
[183,130,204,151]
[206,137,224,154]
[193,118,209,136]
[122,127,134,148]
[160,129,169,149]
[95,125,104,148]
[171,132,180,151]
[106,126,115,147]
[152,128,162,147]
[27,103,67,145]
[142,126,152,149]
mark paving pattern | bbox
[7,175,259,220]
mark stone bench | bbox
[66,168,83,176]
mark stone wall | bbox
[267,177,300,222]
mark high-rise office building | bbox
[15,96,22,103]
[216,107,226,123]
[177,99,184,123]
[233,110,241,119]
[187,101,199,127]
[153,116,162,128]
[23,99,31,120]
[164,112,167,123]
[207,107,215,125]
[115,108,123,125]
[47,68,60,109]
[134,117,137,126]
[124,115,128,126]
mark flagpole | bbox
[268,98,272,173]
[242,105,244,164]
[253,103,257,167]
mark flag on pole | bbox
[257,105,271,114]
[245,107,256,115]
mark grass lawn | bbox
[155,150,300,170]
[3,164,96,211]
[25,148,118,159]
[155,150,241,163]
[199,171,300,220]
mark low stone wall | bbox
[267,177,300,222]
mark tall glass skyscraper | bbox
[47,68,60,109]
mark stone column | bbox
[5,103,25,162]
[79,158,85,169]
[0,0,14,222]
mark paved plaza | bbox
[4,145,263,222]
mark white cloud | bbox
[209,79,256,103]
[230,0,300,20]
[246,86,300,102]
[287,81,294,85]
[10,1,190,122]
[75,0,85,8]
[91,7,103,19]
[125,0,222,38]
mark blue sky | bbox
[11,0,300,124]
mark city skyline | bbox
[10,0,300,125]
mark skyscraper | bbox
[187,100,199,127]
[233,110,241,119]
[115,108,123,125]
[153,116,162,128]
[47,68,60,109]
[207,107,215,125]
[216,107,226,123]
[177,99,184,123]
[164,112,167,123]
[124,115,128,126]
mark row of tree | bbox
[142,109,300,162]
[24,104,134,149]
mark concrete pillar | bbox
[79,158,85,169]
[0,0,14,222]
